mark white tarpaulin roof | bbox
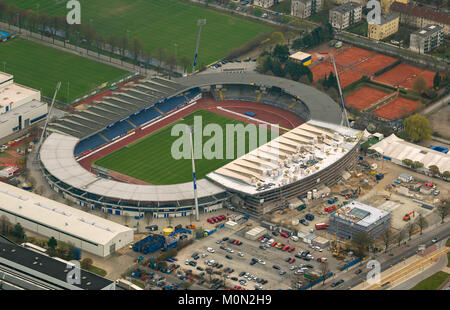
[369,134,450,173]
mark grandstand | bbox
[41,72,346,218]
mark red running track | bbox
[78,96,305,175]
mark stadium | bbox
[39,72,361,218]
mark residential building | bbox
[410,24,444,53]
[380,0,408,14]
[368,13,399,40]
[291,0,323,19]
[253,0,275,8]
[329,2,363,30]
[390,2,450,35]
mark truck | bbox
[315,223,329,230]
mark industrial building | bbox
[0,235,115,290]
[329,2,363,30]
[0,72,47,140]
[409,25,444,54]
[291,0,322,19]
[328,201,391,240]
[0,181,133,257]
[289,51,312,66]
[368,13,399,40]
[369,134,450,177]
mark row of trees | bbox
[0,1,192,74]
[291,24,333,50]
[257,44,313,82]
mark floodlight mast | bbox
[35,81,61,160]
[188,125,200,222]
[192,19,206,74]
[330,54,350,128]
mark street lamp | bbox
[192,19,206,73]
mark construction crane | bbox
[403,211,415,221]
[332,231,340,257]
[330,54,350,128]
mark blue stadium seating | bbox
[129,107,162,127]
[74,134,108,156]
[102,121,134,140]
[184,88,200,100]
[156,96,187,114]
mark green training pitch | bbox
[6,0,272,67]
[94,109,274,185]
[0,38,128,103]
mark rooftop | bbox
[0,181,133,246]
[0,71,13,85]
[0,81,40,109]
[331,2,362,14]
[0,237,113,290]
[332,201,390,227]
[289,51,312,61]
[412,24,444,37]
[391,2,450,25]
[207,120,361,195]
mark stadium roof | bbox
[208,120,361,195]
[176,72,343,125]
[0,181,133,246]
[40,133,226,202]
[369,134,450,173]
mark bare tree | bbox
[107,35,119,62]
[156,46,167,72]
[407,222,416,240]
[415,213,427,235]
[166,54,177,78]
[382,229,392,252]
[320,262,330,285]
[437,199,449,224]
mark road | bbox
[421,93,450,115]
[317,220,450,290]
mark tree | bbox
[47,236,58,249]
[351,232,374,257]
[166,54,178,78]
[80,258,93,270]
[382,230,392,252]
[404,114,432,142]
[271,59,285,77]
[272,44,290,63]
[415,213,427,235]
[412,76,427,93]
[13,223,25,240]
[402,158,413,167]
[319,262,330,285]
[37,13,49,39]
[257,54,273,73]
[94,33,105,57]
[131,37,144,66]
[406,222,416,240]
[433,72,441,89]
[82,25,96,55]
[396,229,405,247]
[291,38,304,50]
[107,35,119,62]
[179,56,191,74]
[428,165,440,176]
[270,32,285,47]
[253,7,263,17]
[119,36,129,64]
[0,215,12,235]
[436,199,449,224]
[443,171,450,180]
[412,161,424,170]
[156,46,167,72]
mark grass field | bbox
[95,109,273,185]
[0,38,128,103]
[6,0,272,67]
[411,271,449,290]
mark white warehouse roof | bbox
[370,134,450,173]
[0,181,133,246]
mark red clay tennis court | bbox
[374,64,436,90]
[334,47,374,67]
[345,87,390,111]
[338,70,364,88]
[353,54,398,75]
[311,62,342,81]
[373,97,422,120]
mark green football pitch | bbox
[0,38,128,103]
[6,0,273,67]
[94,109,274,185]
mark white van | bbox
[291,235,299,242]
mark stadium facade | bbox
[40,72,360,218]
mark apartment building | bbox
[390,2,450,35]
[410,24,444,53]
[291,0,323,19]
[329,2,363,30]
[253,0,275,8]
[380,0,408,14]
[368,13,399,40]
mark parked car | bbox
[331,279,344,287]
[288,247,295,253]
[280,232,289,238]
[273,265,281,270]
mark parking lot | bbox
[175,219,339,290]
